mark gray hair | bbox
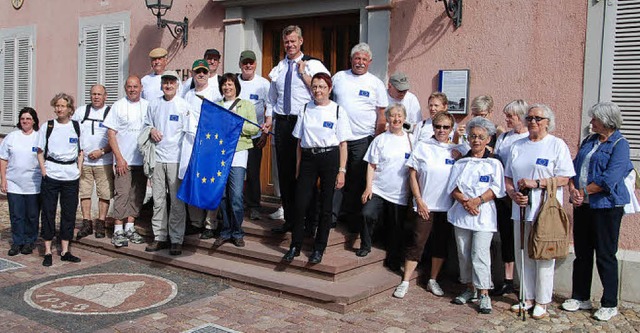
[385,103,407,120]
[350,43,372,59]
[588,101,622,130]
[466,116,496,136]
[471,95,494,114]
[527,103,556,132]
[502,99,528,119]
[282,25,303,39]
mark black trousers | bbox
[572,205,624,307]
[332,136,373,224]
[495,197,515,262]
[274,114,298,226]
[290,149,338,252]
[361,194,406,265]
[40,176,79,241]
[245,137,263,209]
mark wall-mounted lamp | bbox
[145,0,189,46]
[437,0,462,28]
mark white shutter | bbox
[1,39,16,125]
[16,36,31,112]
[1,30,33,127]
[103,23,122,106]
[81,27,100,106]
[610,0,640,161]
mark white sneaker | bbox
[510,302,534,313]
[561,298,593,312]
[532,304,549,319]
[478,294,492,314]
[593,307,618,321]
[268,207,284,220]
[453,288,477,304]
[427,279,444,297]
[393,282,409,298]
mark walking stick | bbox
[518,188,530,321]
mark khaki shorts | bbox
[79,165,114,200]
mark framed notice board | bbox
[438,69,470,115]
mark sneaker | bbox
[20,243,33,255]
[427,279,444,297]
[532,304,549,320]
[8,244,21,256]
[125,229,145,244]
[200,228,215,239]
[510,302,534,313]
[453,288,477,305]
[60,252,81,263]
[111,230,129,248]
[250,209,261,220]
[478,294,492,314]
[75,219,93,240]
[268,207,284,220]
[593,307,618,321]
[393,282,409,298]
[561,298,593,312]
[42,254,53,267]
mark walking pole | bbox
[518,188,530,321]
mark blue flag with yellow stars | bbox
[178,99,244,210]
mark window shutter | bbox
[611,0,640,161]
[81,27,100,106]
[1,39,16,125]
[103,23,123,106]
[1,33,32,127]
[17,36,32,113]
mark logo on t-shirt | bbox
[69,138,78,144]
[169,115,179,121]
[32,147,38,152]
[358,90,370,97]
[404,153,410,159]
[536,158,549,166]
[323,121,334,129]
[479,175,491,183]
[445,158,455,165]
[250,94,259,100]
[99,122,106,128]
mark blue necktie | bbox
[283,59,293,115]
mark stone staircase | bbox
[74,205,410,313]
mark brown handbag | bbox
[528,177,570,260]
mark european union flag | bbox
[178,99,245,210]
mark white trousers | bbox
[454,226,493,290]
[513,220,555,304]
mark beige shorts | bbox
[79,164,115,200]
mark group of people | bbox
[0,24,634,322]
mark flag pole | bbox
[196,95,275,136]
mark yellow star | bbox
[217,171,222,177]
[210,177,215,183]
[221,149,226,155]
[221,161,226,167]
[215,133,219,139]
[206,133,211,139]
[219,139,224,145]
[201,177,207,183]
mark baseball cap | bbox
[192,59,210,71]
[389,72,410,91]
[204,48,221,58]
[149,47,168,59]
[240,50,256,62]
[161,70,180,81]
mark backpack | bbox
[81,104,111,135]
[528,177,570,260]
[44,119,81,164]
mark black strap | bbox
[82,104,111,135]
[229,98,241,111]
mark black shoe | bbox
[169,243,182,255]
[76,219,93,240]
[282,247,301,262]
[145,240,169,252]
[355,248,370,257]
[308,250,324,264]
[490,282,515,296]
[42,254,53,267]
[271,224,292,234]
[212,237,229,247]
[8,244,21,256]
[61,252,81,263]
[94,219,106,239]
[232,238,245,247]
[185,225,204,236]
[20,243,33,255]
[200,228,215,239]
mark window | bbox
[78,12,129,107]
[0,25,35,133]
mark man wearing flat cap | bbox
[387,72,422,125]
[142,47,182,102]
[180,48,222,101]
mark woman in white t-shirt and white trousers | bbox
[37,93,84,267]
[0,107,42,256]
[505,104,575,319]
[447,117,506,314]
[358,103,412,271]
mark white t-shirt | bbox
[363,131,412,205]
[494,130,529,165]
[268,54,330,116]
[332,70,388,139]
[144,96,191,163]
[180,75,222,101]
[0,130,41,194]
[292,101,353,148]
[239,75,273,139]
[412,118,457,145]
[505,134,576,222]
[446,157,506,232]
[102,97,148,166]
[184,85,219,120]
[388,91,422,125]
[141,73,183,102]
[37,120,80,181]
[72,104,113,166]
[405,138,459,212]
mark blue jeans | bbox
[220,166,246,240]
[7,192,40,245]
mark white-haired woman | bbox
[447,116,506,314]
[505,104,575,319]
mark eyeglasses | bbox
[194,69,209,74]
[468,134,488,141]
[433,124,451,130]
[525,116,548,122]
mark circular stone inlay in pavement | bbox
[24,273,177,315]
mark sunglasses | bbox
[433,124,451,130]
[525,116,548,122]
[194,69,209,74]
[468,134,488,141]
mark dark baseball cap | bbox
[204,49,221,58]
[192,59,210,71]
[240,50,256,62]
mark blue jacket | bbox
[572,130,632,208]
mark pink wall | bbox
[0,0,224,115]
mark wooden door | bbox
[260,14,359,197]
